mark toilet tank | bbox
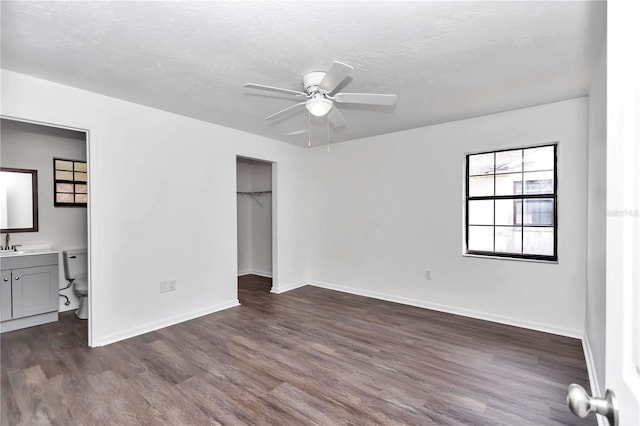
[63,248,88,280]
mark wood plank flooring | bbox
[1,275,594,425]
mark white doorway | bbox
[236,156,275,294]
[0,116,92,345]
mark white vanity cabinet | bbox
[0,253,59,332]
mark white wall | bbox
[585,44,607,395]
[1,119,87,312]
[236,158,272,277]
[236,160,253,275]
[1,70,311,346]
[307,98,588,337]
[1,68,594,346]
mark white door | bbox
[606,1,640,424]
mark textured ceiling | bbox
[1,1,606,146]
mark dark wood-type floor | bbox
[1,275,594,425]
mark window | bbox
[513,180,554,225]
[465,144,557,261]
[53,158,87,207]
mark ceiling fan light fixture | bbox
[305,96,333,117]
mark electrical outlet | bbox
[159,281,168,293]
[424,270,432,280]
[168,280,176,291]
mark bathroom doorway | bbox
[0,116,91,344]
[236,156,275,304]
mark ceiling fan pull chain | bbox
[326,118,330,152]
[308,112,311,147]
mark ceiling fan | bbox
[243,61,398,129]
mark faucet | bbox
[3,234,9,250]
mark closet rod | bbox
[236,191,272,195]
[237,191,271,208]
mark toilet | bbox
[63,248,88,320]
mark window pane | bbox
[514,200,523,225]
[56,193,74,203]
[56,170,73,180]
[56,183,74,193]
[523,198,554,225]
[495,173,522,196]
[495,199,520,225]
[523,145,554,171]
[468,153,494,176]
[523,171,554,194]
[55,160,73,171]
[495,150,522,174]
[465,144,556,260]
[469,175,494,196]
[523,227,554,255]
[468,226,493,251]
[468,200,493,225]
[495,226,522,253]
[54,158,88,207]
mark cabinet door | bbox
[1,270,12,321]
[12,265,58,319]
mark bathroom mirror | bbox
[0,167,39,233]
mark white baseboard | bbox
[310,281,583,339]
[582,335,602,395]
[581,336,606,426]
[251,270,273,278]
[271,281,308,294]
[238,270,273,278]
[59,304,79,313]
[97,299,239,346]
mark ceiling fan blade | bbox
[328,107,347,128]
[243,83,307,97]
[285,129,307,136]
[318,61,353,93]
[264,102,306,120]
[334,93,398,106]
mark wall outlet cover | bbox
[160,281,168,293]
[168,280,176,291]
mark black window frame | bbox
[53,157,88,207]
[465,143,558,262]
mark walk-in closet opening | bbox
[236,156,274,304]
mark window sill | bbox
[462,253,558,264]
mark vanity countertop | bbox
[0,248,59,258]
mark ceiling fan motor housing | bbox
[303,72,328,95]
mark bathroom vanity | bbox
[0,250,59,333]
